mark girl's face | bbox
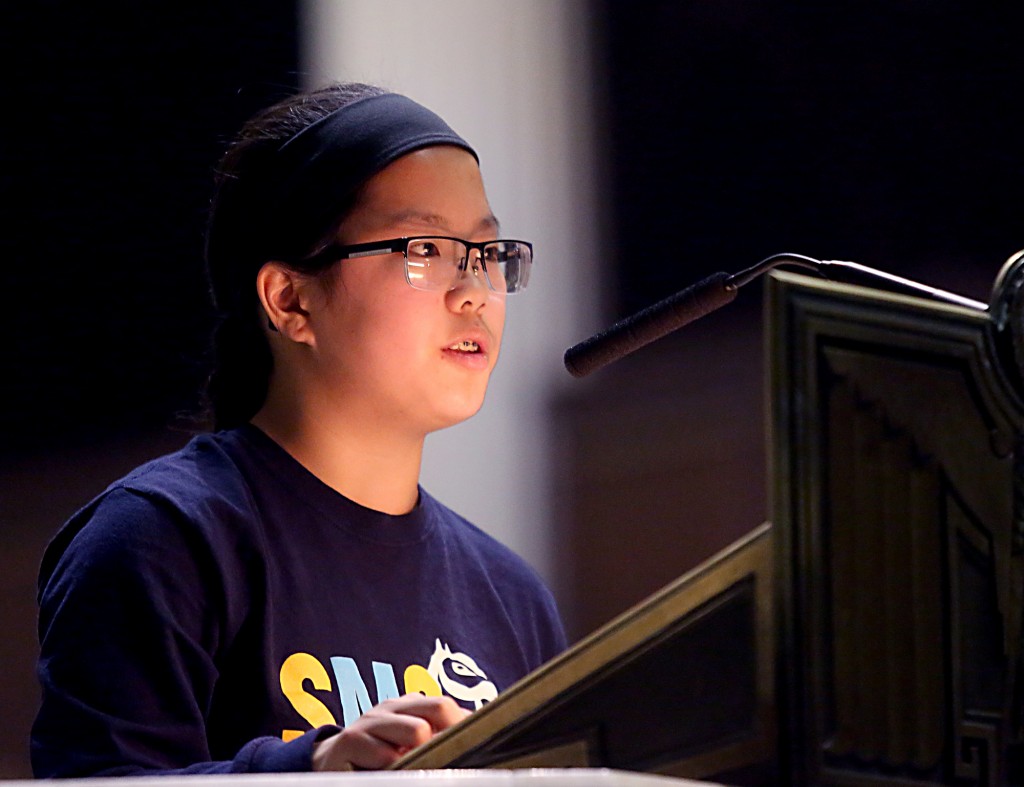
[302,145,507,437]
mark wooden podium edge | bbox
[392,522,774,772]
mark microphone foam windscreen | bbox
[564,271,737,377]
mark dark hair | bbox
[201,81,387,430]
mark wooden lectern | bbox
[395,253,1024,786]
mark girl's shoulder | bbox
[38,427,268,591]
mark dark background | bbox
[3,0,1023,778]
[605,1,1023,316]
[5,2,300,456]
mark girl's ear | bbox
[255,261,316,346]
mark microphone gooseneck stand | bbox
[563,252,988,379]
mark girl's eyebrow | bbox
[382,210,502,236]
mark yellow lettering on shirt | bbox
[403,663,442,696]
[280,652,337,740]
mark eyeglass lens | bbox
[404,238,532,293]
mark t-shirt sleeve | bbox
[521,571,569,670]
[539,586,569,662]
[31,487,327,777]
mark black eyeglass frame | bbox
[302,236,534,293]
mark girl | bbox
[32,82,566,776]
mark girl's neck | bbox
[251,396,424,516]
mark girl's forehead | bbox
[359,145,483,192]
[341,147,496,238]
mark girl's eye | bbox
[409,241,441,258]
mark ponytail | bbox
[200,82,387,429]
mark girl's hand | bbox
[311,693,470,771]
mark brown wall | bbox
[0,430,190,778]
[551,305,767,641]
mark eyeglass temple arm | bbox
[726,252,987,310]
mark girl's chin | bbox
[425,400,488,433]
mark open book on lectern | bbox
[391,521,775,779]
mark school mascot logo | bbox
[426,638,497,709]
[279,637,499,740]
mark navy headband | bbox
[206,92,478,307]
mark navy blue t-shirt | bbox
[32,425,566,777]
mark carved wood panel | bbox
[769,270,1024,786]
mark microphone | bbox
[563,271,738,378]
[563,253,987,378]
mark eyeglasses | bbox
[310,236,533,293]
